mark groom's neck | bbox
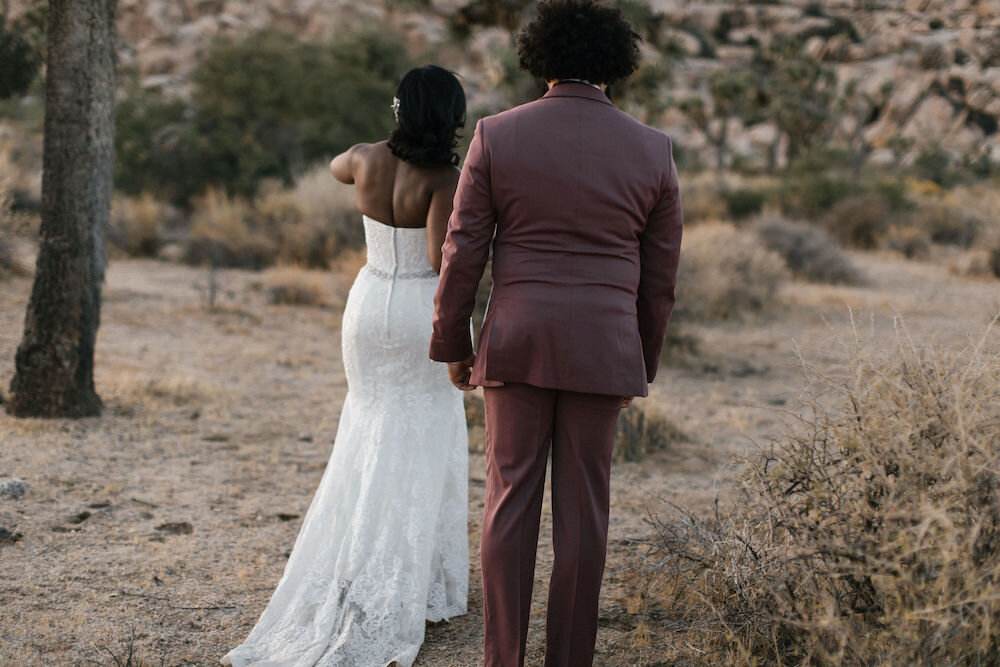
[546,79,608,93]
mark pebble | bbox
[0,478,30,499]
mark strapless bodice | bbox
[362,216,436,279]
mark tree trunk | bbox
[7,0,117,418]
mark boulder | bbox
[942,113,985,152]
[885,76,932,123]
[868,147,897,165]
[966,84,997,111]
[901,95,959,143]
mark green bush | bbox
[870,177,911,211]
[723,188,766,220]
[783,175,856,220]
[0,17,41,99]
[914,144,953,185]
[116,28,409,204]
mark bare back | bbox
[331,141,459,272]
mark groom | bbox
[430,1,683,664]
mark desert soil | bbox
[1,251,997,665]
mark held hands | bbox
[621,396,634,409]
[447,354,477,391]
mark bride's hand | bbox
[447,355,477,391]
[621,396,634,408]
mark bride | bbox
[223,65,469,667]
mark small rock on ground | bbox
[0,478,30,500]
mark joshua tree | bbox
[680,68,757,175]
[8,0,117,418]
[752,36,836,166]
[838,77,893,182]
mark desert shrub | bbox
[0,187,29,278]
[289,165,364,259]
[950,248,997,279]
[262,267,330,306]
[906,203,982,247]
[673,223,788,322]
[783,174,856,220]
[870,177,911,211]
[108,193,178,257]
[187,189,276,269]
[680,176,729,223]
[913,143,953,185]
[821,193,890,249]
[0,234,23,279]
[633,332,1000,664]
[754,215,862,284]
[613,404,685,462]
[661,321,700,360]
[968,223,1000,279]
[116,28,409,203]
[723,188,766,221]
[881,223,932,259]
[0,132,43,210]
[245,165,363,268]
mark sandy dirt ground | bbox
[1,250,998,665]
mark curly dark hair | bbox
[517,0,640,85]
[388,65,466,167]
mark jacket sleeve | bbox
[637,135,683,384]
[429,119,496,362]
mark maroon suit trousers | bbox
[481,382,622,667]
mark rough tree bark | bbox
[7,0,117,418]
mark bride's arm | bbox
[330,144,365,184]
[426,168,460,273]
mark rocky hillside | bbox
[7,0,1000,169]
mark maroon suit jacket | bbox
[429,83,683,398]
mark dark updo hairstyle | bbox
[387,65,466,167]
[517,0,640,85]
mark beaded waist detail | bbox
[364,264,438,281]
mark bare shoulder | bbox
[430,163,461,192]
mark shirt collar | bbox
[541,81,614,107]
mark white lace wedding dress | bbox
[223,216,469,667]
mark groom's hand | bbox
[621,396,634,408]
[447,354,477,391]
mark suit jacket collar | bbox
[542,82,614,107]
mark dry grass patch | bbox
[821,193,890,250]
[0,187,31,279]
[613,404,686,462]
[262,266,332,307]
[680,173,729,224]
[630,324,1000,665]
[109,193,177,257]
[0,132,42,208]
[102,371,217,413]
[188,188,276,269]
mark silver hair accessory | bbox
[391,96,400,123]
